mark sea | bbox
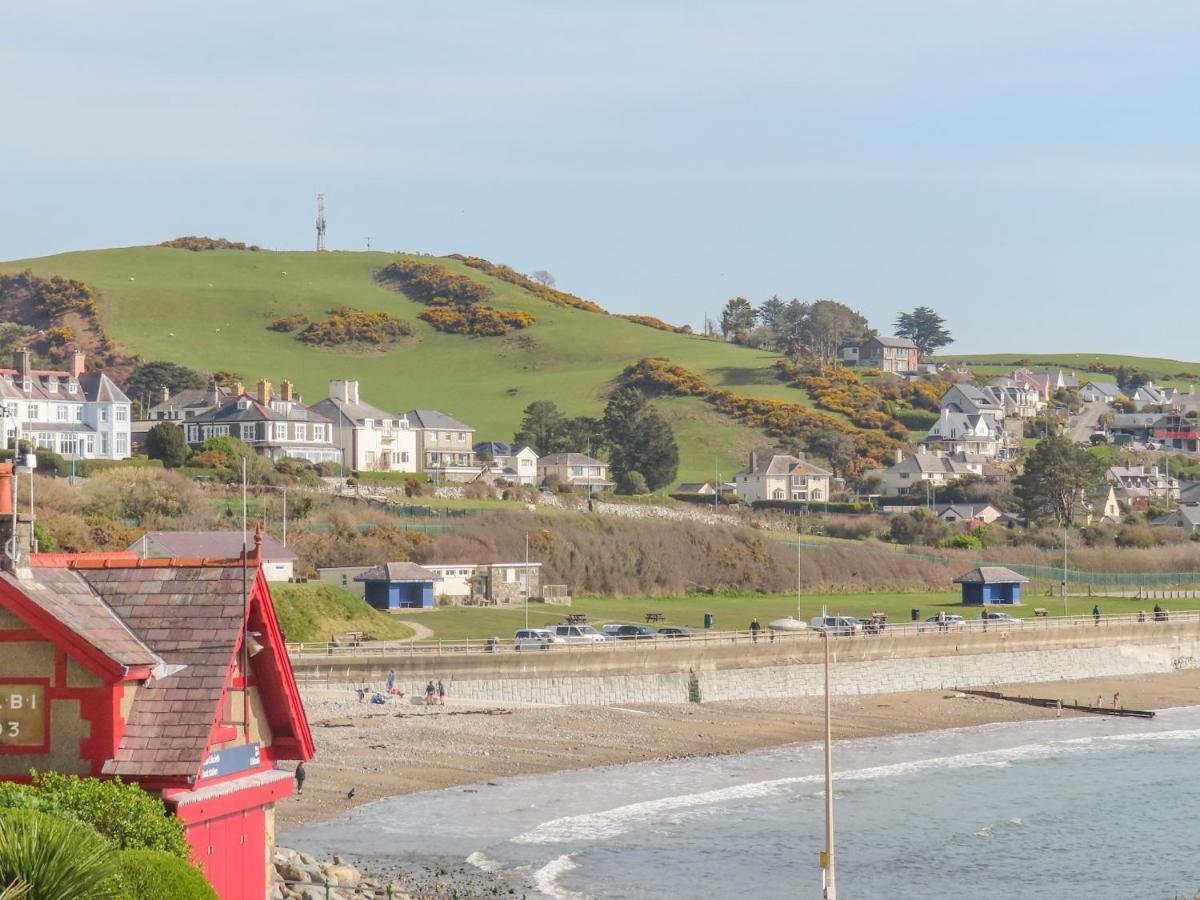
[283,705,1200,899]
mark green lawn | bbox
[3,246,798,487]
[270,583,416,642]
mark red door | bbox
[192,807,266,900]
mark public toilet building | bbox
[953,565,1030,605]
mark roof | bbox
[309,396,402,427]
[78,372,130,404]
[867,335,919,349]
[941,384,1002,413]
[953,566,1030,585]
[190,395,331,425]
[1083,381,1122,398]
[405,409,474,431]
[741,454,832,477]
[354,562,436,583]
[132,531,298,562]
[538,452,607,467]
[933,503,1002,519]
[1112,413,1164,428]
[148,386,228,415]
[1153,506,1200,528]
[474,440,512,458]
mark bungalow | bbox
[843,335,920,374]
[932,503,1007,525]
[310,380,418,474]
[422,562,542,604]
[129,530,299,582]
[537,452,613,490]
[354,562,437,610]
[734,452,833,504]
[922,410,1004,458]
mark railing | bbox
[286,609,1200,659]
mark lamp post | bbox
[256,484,289,547]
[822,626,837,900]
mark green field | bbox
[1,246,810,486]
[942,352,1200,390]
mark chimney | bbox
[207,380,220,406]
[281,380,294,403]
[69,349,86,378]
[894,448,903,465]
[749,450,758,473]
[257,379,272,404]
[160,386,170,404]
[329,380,358,404]
[13,350,30,390]
[234,382,245,396]
[0,463,33,574]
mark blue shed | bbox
[953,566,1029,606]
[354,562,437,610]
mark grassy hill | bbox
[1,246,815,484]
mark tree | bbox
[145,423,189,468]
[894,306,953,357]
[1014,433,1106,525]
[530,270,556,288]
[562,415,606,455]
[756,295,788,335]
[513,401,568,455]
[123,362,206,406]
[805,429,856,478]
[778,299,871,371]
[602,387,679,491]
[719,297,756,342]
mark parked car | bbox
[920,614,966,632]
[612,624,657,640]
[513,628,560,650]
[553,624,609,644]
[657,626,693,638]
[978,611,1023,624]
[809,615,864,636]
[600,624,624,638]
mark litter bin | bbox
[704,612,714,629]
[911,608,920,622]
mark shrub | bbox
[145,423,189,468]
[159,236,260,251]
[939,532,983,550]
[116,849,216,900]
[446,255,608,313]
[1115,523,1156,549]
[895,409,940,430]
[299,307,413,346]
[618,314,691,333]
[31,773,189,859]
[418,305,535,336]
[376,259,494,306]
[268,314,309,333]
[617,471,650,495]
[0,809,119,900]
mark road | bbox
[1070,400,1109,443]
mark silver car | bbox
[553,624,609,644]
[513,628,560,650]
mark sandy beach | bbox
[278,669,1200,831]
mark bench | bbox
[565,613,589,625]
[645,612,665,623]
[1033,608,1048,617]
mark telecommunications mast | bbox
[315,194,327,251]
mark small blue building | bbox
[354,562,437,610]
[953,566,1029,606]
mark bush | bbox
[939,532,983,550]
[446,255,608,313]
[160,236,260,251]
[0,809,119,900]
[418,305,535,336]
[31,772,190,859]
[299,307,413,346]
[618,314,690,333]
[1115,523,1156,549]
[145,423,189,468]
[376,259,494,306]
[117,849,216,900]
[895,409,940,430]
[617,471,650,495]
[268,314,309,333]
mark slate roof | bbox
[309,396,402,427]
[81,565,251,778]
[741,454,832,477]
[953,566,1029,584]
[148,386,229,417]
[1153,506,1200,529]
[191,396,331,425]
[354,562,437,583]
[867,335,919,349]
[132,531,298,562]
[78,373,131,404]
[405,409,474,431]
[1083,382,1122,399]
[538,452,607,467]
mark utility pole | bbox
[820,600,836,899]
[316,194,327,252]
[1062,526,1068,615]
[524,532,530,630]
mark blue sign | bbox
[201,742,261,780]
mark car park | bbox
[809,615,864,636]
[553,624,609,644]
[513,628,560,650]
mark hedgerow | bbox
[446,255,608,313]
[159,236,261,251]
[298,307,413,346]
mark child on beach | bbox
[437,680,446,705]
[425,681,435,706]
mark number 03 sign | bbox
[0,684,48,751]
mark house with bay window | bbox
[0,349,131,460]
[734,451,833,504]
[185,379,340,464]
[310,380,417,473]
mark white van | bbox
[513,628,559,650]
[809,615,863,636]
[553,624,609,644]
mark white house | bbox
[865,448,983,496]
[1080,382,1122,404]
[310,380,418,474]
[0,349,132,460]
[734,452,833,504]
[940,384,1005,423]
[537,453,613,489]
[923,410,1004,458]
[475,442,539,485]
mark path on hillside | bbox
[395,620,435,642]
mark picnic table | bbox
[645,612,665,623]
[565,613,589,625]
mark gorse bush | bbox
[446,255,609,313]
[159,236,260,251]
[268,314,309,333]
[376,259,494,306]
[618,314,691,333]
[299,307,413,346]
[418,306,535,336]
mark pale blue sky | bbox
[4,2,1200,356]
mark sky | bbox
[3,1,1200,357]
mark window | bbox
[274,422,287,441]
[241,423,255,440]
[401,451,409,463]
[26,404,39,420]
[364,418,374,429]
[443,432,452,441]
[505,568,516,583]
[101,433,109,454]
[772,489,785,500]
[47,378,58,393]
[457,431,466,442]
[55,405,68,422]
[313,424,326,441]
[295,423,307,441]
[188,426,199,443]
[115,406,128,422]
[4,403,15,418]
[570,466,583,476]
[36,433,53,449]
[100,408,109,423]
[116,434,128,455]
[73,406,82,422]
[67,380,76,394]
[366,451,376,466]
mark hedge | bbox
[752,500,875,514]
[894,409,940,430]
[117,849,217,900]
[355,471,430,485]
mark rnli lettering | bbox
[0,685,46,748]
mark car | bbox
[978,611,1023,624]
[921,614,966,632]
[553,624,609,644]
[513,628,559,650]
[657,626,693,638]
[809,615,864,636]
[612,624,657,640]
[601,624,625,638]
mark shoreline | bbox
[279,668,1200,832]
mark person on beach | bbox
[1096,695,1103,708]
[425,681,435,706]
[1113,692,1121,709]
[386,668,396,693]
[1092,604,1101,626]
[437,679,446,706]
[294,761,306,796]
[750,618,762,643]
[1154,602,1165,622]
[980,609,988,631]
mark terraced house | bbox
[185,379,341,464]
[0,349,131,460]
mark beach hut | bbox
[953,566,1029,605]
[355,562,437,610]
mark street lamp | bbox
[255,484,289,547]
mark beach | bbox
[278,669,1200,830]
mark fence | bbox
[286,609,1200,659]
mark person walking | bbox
[294,761,306,796]
[1154,602,1164,622]
[1113,692,1121,710]
[1092,604,1101,626]
[980,609,988,632]
[437,679,446,706]
[424,680,435,706]
[750,618,762,643]
[386,668,396,694]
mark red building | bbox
[0,464,313,899]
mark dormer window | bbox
[67,380,77,394]
[238,399,251,411]
[47,378,58,393]
[364,418,374,428]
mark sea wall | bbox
[290,620,1200,705]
